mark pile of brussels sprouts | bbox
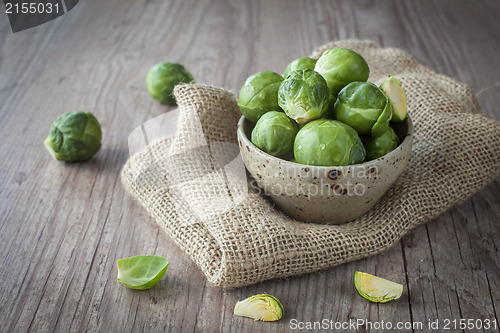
[238,48,407,166]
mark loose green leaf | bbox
[117,255,169,290]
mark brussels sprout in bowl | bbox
[237,115,413,224]
[238,71,284,123]
[278,69,330,124]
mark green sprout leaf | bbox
[117,255,169,290]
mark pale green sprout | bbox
[146,62,195,105]
[234,294,284,321]
[44,111,102,162]
[117,255,169,290]
[283,57,317,78]
[314,48,370,95]
[238,71,284,123]
[354,271,403,303]
[294,119,365,166]
[251,111,299,160]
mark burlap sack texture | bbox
[121,40,500,288]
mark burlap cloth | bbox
[121,40,500,288]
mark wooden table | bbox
[1,0,499,332]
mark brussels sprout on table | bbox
[363,126,400,161]
[283,57,318,78]
[314,48,370,95]
[234,294,284,321]
[335,81,392,137]
[44,111,102,162]
[146,62,195,105]
[294,119,365,166]
[238,71,284,123]
[278,69,330,124]
[380,75,407,122]
[354,271,403,303]
[251,111,299,159]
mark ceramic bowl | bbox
[237,116,413,224]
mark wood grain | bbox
[0,0,499,332]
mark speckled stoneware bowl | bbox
[237,116,413,224]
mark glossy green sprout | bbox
[283,57,318,78]
[146,62,195,105]
[335,81,392,137]
[117,255,169,290]
[251,111,299,159]
[234,294,284,321]
[314,48,370,95]
[294,119,365,166]
[238,71,284,123]
[363,126,400,161]
[278,69,330,124]
[44,111,102,162]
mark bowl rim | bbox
[237,114,413,169]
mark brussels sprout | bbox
[380,76,407,122]
[278,69,330,124]
[251,111,299,159]
[335,81,392,137]
[354,271,403,303]
[234,294,283,321]
[283,57,318,78]
[117,255,169,290]
[363,126,400,161]
[238,71,284,123]
[294,119,365,166]
[314,48,370,95]
[146,62,195,105]
[44,111,102,162]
